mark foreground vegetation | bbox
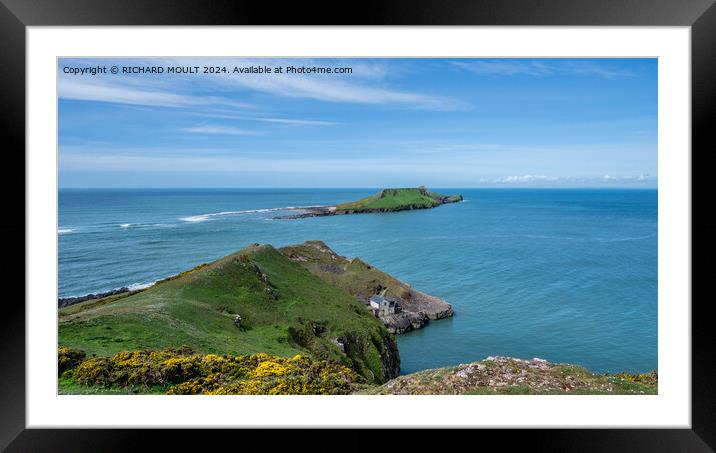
[358,356,658,395]
[59,243,399,384]
[59,347,657,395]
[59,346,364,395]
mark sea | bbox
[58,188,658,374]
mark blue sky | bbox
[58,58,657,188]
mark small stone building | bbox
[369,295,398,315]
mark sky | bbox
[58,58,657,188]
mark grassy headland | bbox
[279,241,453,333]
[59,243,399,384]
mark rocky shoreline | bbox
[58,287,131,308]
[377,294,453,334]
[278,195,463,220]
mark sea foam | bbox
[179,206,322,223]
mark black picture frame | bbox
[1,0,713,450]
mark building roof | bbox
[369,295,386,303]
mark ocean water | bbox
[58,188,657,374]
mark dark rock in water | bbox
[58,287,131,308]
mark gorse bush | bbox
[58,346,86,375]
[612,371,658,386]
[62,347,363,395]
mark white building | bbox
[369,295,398,314]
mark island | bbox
[280,186,463,219]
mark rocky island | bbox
[280,186,463,219]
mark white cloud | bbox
[501,175,560,183]
[453,60,635,79]
[60,78,196,107]
[59,77,254,110]
[59,57,464,111]
[223,70,462,109]
[452,61,552,77]
[180,125,264,136]
[199,112,337,126]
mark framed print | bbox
[2,0,715,450]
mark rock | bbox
[312,323,327,336]
[378,312,427,334]
[58,287,131,308]
[330,337,345,353]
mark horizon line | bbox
[57,186,658,190]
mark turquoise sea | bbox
[58,188,657,374]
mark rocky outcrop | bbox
[58,287,131,308]
[379,312,427,334]
[359,356,659,395]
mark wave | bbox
[60,280,157,300]
[179,206,323,223]
[119,223,132,228]
[127,281,156,291]
[593,232,657,242]
[477,232,657,242]
[58,228,75,235]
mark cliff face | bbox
[279,241,453,334]
[338,330,400,381]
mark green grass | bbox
[279,241,411,302]
[59,244,397,383]
[59,372,167,395]
[335,187,460,212]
